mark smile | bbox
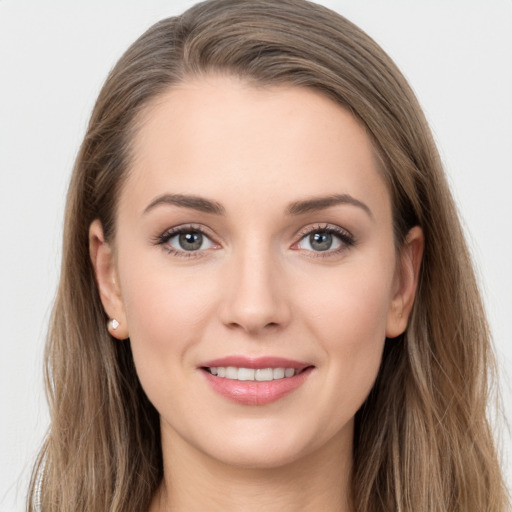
[200,357,314,406]
[207,366,300,381]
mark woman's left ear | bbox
[385,226,424,338]
[89,219,129,340]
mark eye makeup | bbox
[152,224,220,258]
[152,221,356,261]
[292,223,356,259]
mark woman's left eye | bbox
[295,227,354,253]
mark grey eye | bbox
[296,230,344,252]
[309,232,333,251]
[165,230,215,252]
[178,232,204,251]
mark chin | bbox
[207,441,311,470]
[181,416,352,471]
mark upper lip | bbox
[200,356,312,371]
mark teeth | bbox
[255,368,273,381]
[226,366,238,379]
[238,368,255,381]
[208,366,299,381]
[272,368,285,380]
[284,368,295,378]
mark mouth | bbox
[200,356,314,405]
[203,366,305,381]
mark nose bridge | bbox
[220,237,290,334]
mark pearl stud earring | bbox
[108,318,119,331]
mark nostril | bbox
[224,319,282,335]
[218,280,291,334]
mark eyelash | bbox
[154,224,216,259]
[153,223,355,259]
[293,224,355,257]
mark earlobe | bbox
[89,219,129,340]
[385,226,424,338]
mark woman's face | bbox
[91,75,421,469]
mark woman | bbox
[27,0,509,510]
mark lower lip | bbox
[202,368,313,406]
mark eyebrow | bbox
[143,193,226,215]
[143,192,372,219]
[286,194,373,219]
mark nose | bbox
[218,246,291,335]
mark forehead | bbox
[123,75,390,218]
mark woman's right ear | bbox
[89,219,129,340]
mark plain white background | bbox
[1,1,511,510]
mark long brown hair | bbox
[28,1,509,510]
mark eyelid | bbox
[291,223,355,254]
[153,223,221,257]
[152,222,355,258]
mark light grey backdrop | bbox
[1,1,511,510]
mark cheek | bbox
[319,277,389,377]
[117,254,219,381]
[298,257,395,413]
[302,256,395,346]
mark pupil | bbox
[310,232,332,251]
[179,232,202,250]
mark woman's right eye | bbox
[157,227,218,255]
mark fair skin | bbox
[90,75,423,512]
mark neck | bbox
[150,421,354,512]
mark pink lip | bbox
[201,356,311,370]
[199,356,314,406]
